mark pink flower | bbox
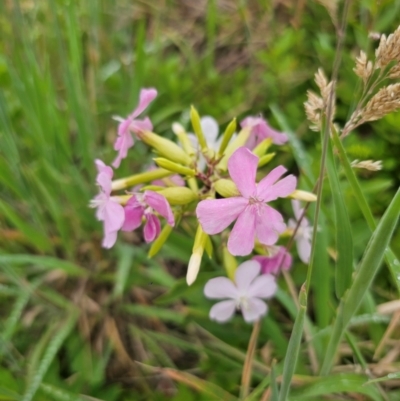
[204,260,277,323]
[252,246,292,275]
[196,147,297,256]
[112,88,157,168]
[90,160,125,248]
[288,200,312,263]
[122,190,175,242]
[241,116,288,149]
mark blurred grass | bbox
[0,0,400,400]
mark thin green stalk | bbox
[320,186,400,374]
[277,285,307,401]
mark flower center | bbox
[248,196,264,216]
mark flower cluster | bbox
[91,88,315,323]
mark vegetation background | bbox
[1,0,400,400]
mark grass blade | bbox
[326,138,353,298]
[22,310,79,401]
[278,285,307,401]
[332,128,400,294]
[320,186,400,375]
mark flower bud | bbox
[222,246,237,281]
[217,126,251,170]
[214,179,239,198]
[218,117,237,156]
[140,131,192,165]
[258,152,276,168]
[172,122,195,156]
[252,138,273,157]
[290,190,317,202]
[148,224,174,258]
[111,168,172,191]
[157,187,198,205]
[153,158,196,177]
[190,106,207,150]
[187,225,209,285]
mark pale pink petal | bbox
[95,159,113,179]
[196,197,248,235]
[204,277,238,299]
[144,191,174,226]
[112,131,135,168]
[262,175,297,202]
[209,300,237,323]
[130,88,158,119]
[130,117,153,133]
[103,201,125,233]
[228,206,257,256]
[258,121,288,145]
[292,200,303,221]
[143,213,161,242]
[241,298,268,323]
[122,197,144,231]
[234,260,261,293]
[254,247,292,275]
[256,205,286,246]
[94,193,107,220]
[297,236,311,264]
[256,166,287,200]
[117,118,133,137]
[228,147,258,198]
[201,116,219,146]
[102,230,118,249]
[247,274,277,299]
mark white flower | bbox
[204,260,277,323]
[288,200,313,264]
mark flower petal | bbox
[95,159,113,179]
[234,260,261,293]
[262,175,297,202]
[204,277,238,299]
[292,200,303,221]
[256,205,286,246]
[228,206,257,256]
[247,274,277,299]
[103,200,125,233]
[143,213,161,243]
[209,300,237,323]
[297,236,311,264]
[130,117,153,133]
[196,197,248,235]
[228,147,258,198]
[201,116,219,146]
[102,230,118,249]
[112,131,134,168]
[144,191,174,226]
[256,166,287,200]
[130,88,158,119]
[241,298,268,323]
[122,197,144,232]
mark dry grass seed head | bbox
[351,159,383,171]
[375,25,400,68]
[361,83,400,123]
[304,90,323,131]
[354,50,373,83]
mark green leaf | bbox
[0,255,86,277]
[289,373,383,401]
[22,310,79,401]
[321,186,400,375]
[326,138,354,298]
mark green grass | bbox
[1,1,400,400]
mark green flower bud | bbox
[153,158,196,177]
[157,187,198,205]
[218,117,237,156]
[148,224,174,258]
[172,122,195,156]
[258,152,276,168]
[140,131,192,165]
[223,246,237,281]
[190,106,207,150]
[214,179,239,198]
[217,126,251,170]
[252,138,273,157]
[289,189,317,202]
[111,168,172,191]
[187,225,208,285]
